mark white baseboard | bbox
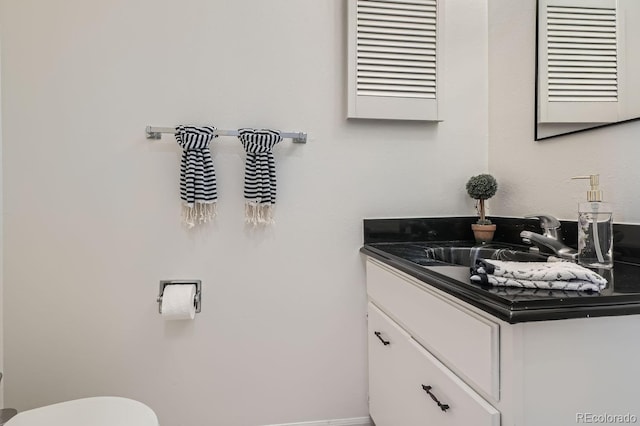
[263,417,372,426]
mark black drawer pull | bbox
[374,331,390,346]
[421,385,450,412]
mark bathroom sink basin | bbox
[423,243,549,267]
[367,241,550,268]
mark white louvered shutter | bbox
[538,0,620,123]
[348,0,441,121]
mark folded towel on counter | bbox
[237,128,282,226]
[175,125,218,228]
[470,259,607,292]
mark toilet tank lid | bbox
[5,396,158,426]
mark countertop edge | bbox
[361,245,640,324]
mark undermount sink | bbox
[422,242,550,267]
[367,241,551,268]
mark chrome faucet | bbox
[520,214,578,261]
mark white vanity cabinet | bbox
[368,303,500,425]
[365,257,640,426]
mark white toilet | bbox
[5,397,158,426]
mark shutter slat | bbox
[549,42,615,50]
[358,64,436,74]
[548,6,615,15]
[548,47,615,54]
[358,70,434,80]
[548,36,616,44]
[358,58,435,68]
[549,78,616,84]
[358,7,435,18]
[549,28,616,38]
[358,45,435,55]
[549,54,616,61]
[357,32,435,43]
[549,67,616,74]
[358,0,436,13]
[358,39,436,49]
[357,90,436,99]
[358,77,436,86]
[358,19,435,31]
[551,91,617,96]
[549,72,616,79]
[549,84,617,90]
[548,25,615,33]
[358,13,435,24]
[547,12,615,21]
[548,30,615,38]
[548,96,617,102]
[358,51,435,62]
[358,26,435,37]
[358,83,435,92]
[549,60,616,67]
[548,18,615,26]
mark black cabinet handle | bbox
[374,331,390,346]
[421,385,450,412]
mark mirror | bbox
[535,0,640,140]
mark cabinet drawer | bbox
[368,302,413,425]
[366,259,500,399]
[368,302,500,426]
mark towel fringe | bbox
[182,202,217,229]
[245,202,275,226]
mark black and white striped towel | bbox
[470,259,607,292]
[175,125,218,228]
[238,128,283,225]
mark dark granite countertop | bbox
[361,217,640,323]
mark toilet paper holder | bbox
[157,280,202,314]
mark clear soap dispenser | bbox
[572,175,613,269]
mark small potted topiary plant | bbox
[466,173,498,242]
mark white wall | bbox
[0,1,489,424]
[488,0,640,224]
[0,25,4,406]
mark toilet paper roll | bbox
[161,284,196,320]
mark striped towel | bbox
[175,125,218,228]
[470,259,607,292]
[238,128,283,225]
